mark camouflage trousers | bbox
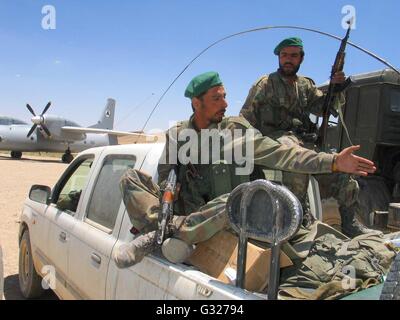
[171,194,230,245]
[276,134,360,212]
[120,168,230,245]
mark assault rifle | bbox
[317,21,352,149]
[156,166,178,245]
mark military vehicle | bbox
[323,68,400,231]
[18,143,400,300]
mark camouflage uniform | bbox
[240,72,336,139]
[156,114,335,245]
[240,71,361,229]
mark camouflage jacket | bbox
[157,115,334,215]
[240,71,344,139]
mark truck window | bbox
[56,158,94,213]
[86,155,136,230]
[390,90,400,112]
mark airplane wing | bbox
[61,126,159,142]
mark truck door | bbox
[67,155,137,299]
[45,156,94,295]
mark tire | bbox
[61,154,73,163]
[18,230,45,299]
[11,151,22,159]
[380,253,400,300]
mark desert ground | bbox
[0,152,67,299]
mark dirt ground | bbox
[0,153,67,300]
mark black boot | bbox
[339,205,375,238]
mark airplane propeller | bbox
[26,102,52,138]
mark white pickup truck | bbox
[18,143,263,300]
[18,143,400,300]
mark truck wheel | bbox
[61,153,73,163]
[18,230,45,299]
[380,253,400,300]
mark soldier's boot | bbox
[161,238,195,264]
[339,206,376,238]
[113,230,159,268]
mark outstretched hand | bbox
[335,145,376,176]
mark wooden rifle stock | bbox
[156,166,178,245]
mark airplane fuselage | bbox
[0,124,111,153]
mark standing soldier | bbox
[240,37,372,237]
[114,71,377,268]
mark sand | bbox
[0,153,67,299]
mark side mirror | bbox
[29,185,51,205]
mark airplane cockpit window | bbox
[86,155,136,231]
[0,118,28,125]
[65,120,80,127]
[12,119,28,125]
[56,157,94,214]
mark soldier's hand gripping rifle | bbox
[317,21,352,149]
[156,166,178,245]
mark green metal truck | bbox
[323,68,400,231]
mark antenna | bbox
[140,25,400,133]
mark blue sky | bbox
[0,0,399,131]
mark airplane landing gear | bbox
[62,149,73,164]
[11,151,22,159]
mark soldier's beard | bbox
[279,63,301,77]
[199,104,225,124]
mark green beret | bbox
[184,71,223,99]
[274,37,303,55]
